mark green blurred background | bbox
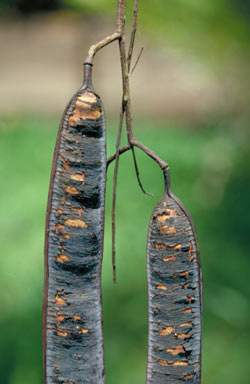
[0,1,250,383]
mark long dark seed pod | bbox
[146,168,202,383]
[43,64,106,384]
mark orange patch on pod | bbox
[157,209,178,222]
[55,223,65,232]
[56,314,65,325]
[55,294,67,306]
[154,242,167,249]
[156,284,167,291]
[65,219,88,228]
[57,330,68,337]
[185,374,194,380]
[61,233,70,239]
[68,93,100,126]
[70,172,85,184]
[65,186,79,195]
[159,326,175,336]
[182,308,192,314]
[180,322,193,328]
[188,241,192,256]
[72,315,82,322]
[63,161,70,171]
[78,329,88,334]
[158,360,188,367]
[177,333,191,339]
[79,92,97,104]
[56,254,70,264]
[174,243,182,250]
[186,295,195,303]
[73,207,83,216]
[166,345,185,355]
[180,271,189,277]
[159,225,177,234]
[163,255,176,262]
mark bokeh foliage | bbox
[0,117,249,383]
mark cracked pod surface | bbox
[43,64,106,384]
[146,168,202,383]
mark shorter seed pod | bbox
[146,168,202,383]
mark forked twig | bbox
[84,0,168,281]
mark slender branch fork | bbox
[84,0,168,282]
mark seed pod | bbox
[146,168,202,383]
[43,64,106,383]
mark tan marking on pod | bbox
[65,186,79,195]
[72,315,82,322]
[186,295,195,303]
[185,374,194,380]
[57,330,68,337]
[155,242,182,251]
[73,207,83,216]
[159,326,175,336]
[154,242,167,249]
[177,333,191,339]
[56,254,70,264]
[55,223,65,232]
[57,209,63,214]
[75,354,80,360]
[158,360,188,367]
[180,322,193,328]
[79,92,97,104]
[68,93,100,126]
[63,161,71,171]
[61,233,70,239]
[56,314,65,325]
[78,329,88,334]
[180,271,189,277]
[174,243,182,250]
[159,225,177,234]
[61,195,66,200]
[166,345,185,355]
[163,255,176,262]
[182,308,192,314]
[156,284,167,291]
[55,294,67,306]
[157,209,178,222]
[188,241,192,256]
[70,172,85,184]
[65,219,88,228]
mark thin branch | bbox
[130,47,144,74]
[85,32,121,65]
[131,147,154,196]
[111,104,125,284]
[107,145,130,168]
[127,0,139,73]
[84,0,126,65]
[131,139,169,170]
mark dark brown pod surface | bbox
[43,67,106,383]
[146,168,202,384]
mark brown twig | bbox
[130,47,144,74]
[107,145,130,168]
[84,0,126,65]
[111,103,125,283]
[127,0,139,73]
[84,0,168,282]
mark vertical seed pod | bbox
[43,64,106,383]
[146,168,202,383]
